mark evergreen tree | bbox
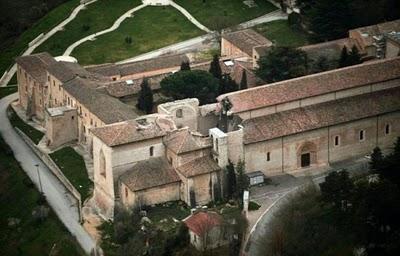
[256,46,308,83]
[370,147,383,173]
[209,54,222,80]
[225,160,236,200]
[240,70,247,90]
[236,160,249,202]
[320,170,353,211]
[219,75,239,95]
[312,56,330,73]
[339,46,349,68]
[136,79,153,114]
[180,61,190,71]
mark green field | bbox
[0,0,80,75]
[72,6,205,65]
[0,136,84,256]
[8,107,44,145]
[50,147,93,201]
[254,20,309,48]
[35,0,142,57]
[175,0,277,30]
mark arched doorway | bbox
[298,142,317,168]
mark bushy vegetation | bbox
[0,135,84,255]
[248,201,261,211]
[297,0,400,41]
[257,137,400,256]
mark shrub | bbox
[248,201,261,211]
[288,12,302,30]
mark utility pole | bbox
[35,164,43,194]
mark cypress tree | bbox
[209,54,222,80]
[240,70,247,90]
[136,78,153,114]
[226,160,236,199]
[348,45,362,66]
[370,147,383,173]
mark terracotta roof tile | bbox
[91,118,174,147]
[163,128,211,154]
[184,211,223,236]
[218,57,400,114]
[177,156,220,178]
[15,52,57,84]
[222,29,272,56]
[120,157,180,192]
[243,88,400,144]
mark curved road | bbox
[0,93,96,254]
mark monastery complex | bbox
[15,19,400,219]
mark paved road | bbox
[245,160,369,255]
[237,9,287,30]
[0,93,96,254]
[0,0,98,87]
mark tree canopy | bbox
[256,46,308,83]
[160,70,219,105]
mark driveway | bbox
[245,159,369,255]
[0,93,96,254]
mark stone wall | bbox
[45,107,78,149]
[158,98,199,131]
[243,111,400,176]
[221,38,249,58]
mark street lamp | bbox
[35,164,43,194]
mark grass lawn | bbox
[0,0,80,76]
[35,0,142,57]
[175,0,277,30]
[0,136,84,256]
[8,107,44,144]
[72,6,205,65]
[254,20,309,48]
[50,147,93,201]
[0,86,18,99]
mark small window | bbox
[58,85,61,91]
[83,126,86,133]
[47,76,50,82]
[112,77,117,81]
[150,146,154,157]
[334,136,340,146]
[359,130,365,141]
[53,81,55,87]
[90,118,93,126]
[71,116,74,120]
[385,124,390,135]
[125,187,128,198]
[267,152,270,161]
[176,109,183,118]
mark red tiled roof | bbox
[177,156,220,178]
[222,29,272,56]
[184,211,223,236]
[243,88,400,144]
[217,57,400,114]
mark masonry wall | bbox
[243,112,400,176]
[221,38,249,58]
[120,182,180,209]
[386,40,400,58]
[92,136,115,219]
[45,109,78,149]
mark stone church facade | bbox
[14,43,400,219]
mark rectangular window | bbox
[334,136,340,146]
[385,124,391,135]
[267,152,271,161]
[301,153,311,168]
[53,81,55,87]
[359,130,365,141]
[125,187,128,198]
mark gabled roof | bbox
[120,157,180,192]
[184,211,223,236]
[91,118,174,147]
[15,52,57,84]
[163,128,211,154]
[243,87,400,144]
[177,156,220,178]
[86,54,189,77]
[222,29,272,56]
[218,57,400,114]
[63,77,138,124]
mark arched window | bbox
[150,146,154,157]
[267,152,271,162]
[176,109,183,118]
[99,150,106,178]
[359,130,365,141]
